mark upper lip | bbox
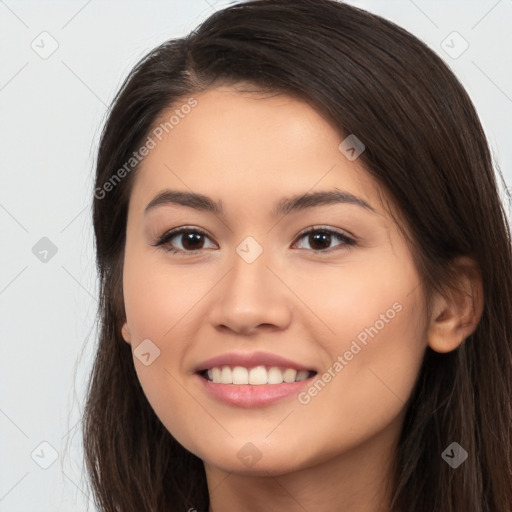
[194,351,316,373]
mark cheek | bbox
[298,250,421,364]
[296,249,424,358]
[300,296,426,460]
[295,258,427,445]
[122,247,200,346]
[121,257,198,448]
[121,250,212,444]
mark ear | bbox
[121,321,132,345]
[427,256,484,353]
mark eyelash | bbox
[152,225,356,256]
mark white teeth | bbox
[212,367,222,383]
[220,366,232,384]
[232,366,249,384]
[283,368,297,383]
[267,367,284,384]
[295,370,310,382]
[248,366,267,385]
[205,365,313,385]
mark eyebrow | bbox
[144,188,376,217]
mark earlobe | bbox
[121,322,132,344]
[427,257,484,353]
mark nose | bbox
[207,245,293,336]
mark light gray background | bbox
[1,1,510,510]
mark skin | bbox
[120,86,483,512]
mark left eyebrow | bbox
[273,188,376,216]
[144,188,377,217]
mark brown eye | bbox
[155,228,216,254]
[177,232,206,250]
[294,227,355,252]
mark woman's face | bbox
[121,86,428,476]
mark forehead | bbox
[129,87,384,216]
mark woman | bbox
[83,1,512,510]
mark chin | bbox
[197,442,312,477]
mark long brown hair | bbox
[83,1,512,510]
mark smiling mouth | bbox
[198,365,317,385]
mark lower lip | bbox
[195,373,315,408]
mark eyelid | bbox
[293,224,355,242]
